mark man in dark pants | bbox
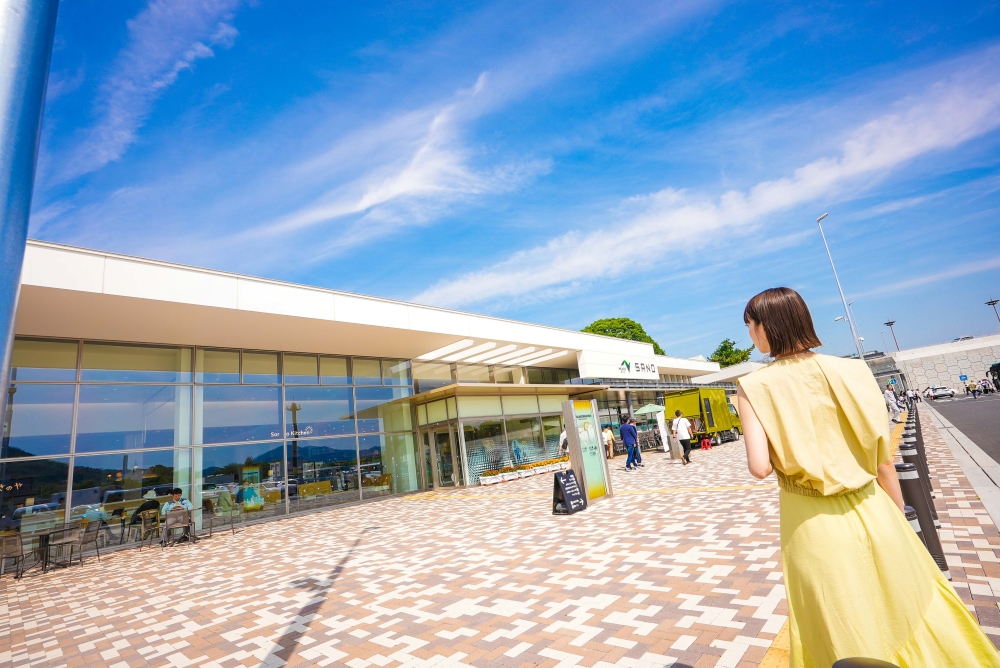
[621,417,639,471]
[672,410,693,465]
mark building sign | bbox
[562,399,613,506]
[577,350,660,380]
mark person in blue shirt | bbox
[621,417,639,471]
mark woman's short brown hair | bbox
[743,287,822,357]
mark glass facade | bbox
[1,338,422,535]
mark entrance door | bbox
[434,429,456,487]
[421,432,434,489]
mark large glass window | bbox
[196,348,239,383]
[355,387,412,433]
[0,458,69,533]
[198,442,286,518]
[412,362,452,394]
[81,343,192,382]
[10,338,77,381]
[197,385,281,444]
[359,434,389,498]
[352,358,382,385]
[288,436,359,511]
[284,386,354,437]
[320,357,351,385]
[242,352,280,384]
[284,354,319,385]
[455,364,490,383]
[2,384,75,458]
[505,416,544,465]
[76,385,192,453]
[542,415,564,459]
[382,433,421,494]
[70,450,190,524]
[462,419,508,484]
[382,359,411,386]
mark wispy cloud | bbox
[852,256,1000,299]
[50,0,243,184]
[414,47,1000,309]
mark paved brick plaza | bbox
[2,410,999,668]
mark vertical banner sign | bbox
[655,410,669,453]
[562,399,613,505]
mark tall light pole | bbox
[884,320,900,351]
[817,213,864,359]
[0,0,60,418]
[988,299,1000,325]
[880,330,889,353]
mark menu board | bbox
[552,470,586,515]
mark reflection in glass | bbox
[526,367,577,384]
[359,434,419,496]
[492,367,518,384]
[382,359,411,386]
[76,385,192,452]
[359,434,389,496]
[355,387,412,433]
[352,358,381,385]
[421,432,434,489]
[505,416,544,465]
[455,364,490,383]
[196,348,239,383]
[434,430,456,487]
[284,354,318,384]
[10,338,77,381]
[1,384,74,458]
[198,385,281,444]
[542,414,564,459]
[243,351,280,384]
[81,343,192,382]
[288,436,359,511]
[463,419,508,484]
[0,457,68,533]
[320,356,351,385]
[284,386,354,438]
[70,450,188,525]
[412,362,452,394]
[198,442,286,519]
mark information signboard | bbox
[959,374,968,382]
[552,470,586,515]
[562,399,613,505]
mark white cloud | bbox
[852,256,1000,299]
[53,0,243,183]
[413,53,1000,309]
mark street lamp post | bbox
[817,213,864,359]
[884,320,900,351]
[988,299,1000,325]
[881,330,889,353]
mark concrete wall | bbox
[890,334,1000,389]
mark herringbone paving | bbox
[1,409,996,667]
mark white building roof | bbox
[691,361,766,385]
[16,240,720,379]
[889,334,1000,362]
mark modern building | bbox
[889,334,1000,391]
[1,240,721,533]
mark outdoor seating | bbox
[45,520,102,569]
[161,508,196,547]
[0,534,32,579]
[135,510,161,550]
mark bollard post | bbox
[904,505,925,548]
[898,443,938,526]
[895,462,949,578]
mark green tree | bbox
[708,338,754,368]
[581,318,665,355]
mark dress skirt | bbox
[780,481,1000,667]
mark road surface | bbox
[930,392,1000,463]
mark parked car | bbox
[929,386,956,399]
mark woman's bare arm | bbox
[737,385,773,480]
[877,461,905,512]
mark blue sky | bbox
[31,0,1000,359]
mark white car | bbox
[928,386,956,399]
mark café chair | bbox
[0,534,32,579]
[135,510,161,551]
[161,508,196,548]
[45,521,101,570]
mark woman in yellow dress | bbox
[736,287,1000,668]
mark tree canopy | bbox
[581,318,665,355]
[708,338,754,368]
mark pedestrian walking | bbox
[672,410,693,465]
[558,428,568,456]
[602,425,615,459]
[633,422,644,467]
[621,418,638,471]
[884,384,901,423]
[737,286,999,667]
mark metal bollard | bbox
[896,462,949,578]
[898,443,938,525]
[832,659,899,667]
[904,505,926,547]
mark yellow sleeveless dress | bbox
[739,354,1000,668]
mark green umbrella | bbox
[633,404,665,415]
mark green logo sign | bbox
[621,360,630,371]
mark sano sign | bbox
[577,350,660,380]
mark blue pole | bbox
[0,0,59,414]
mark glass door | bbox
[434,429,456,487]
[421,431,434,489]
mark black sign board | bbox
[553,470,587,515]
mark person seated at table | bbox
[161,488,194,544]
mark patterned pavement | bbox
[1,409,998,668]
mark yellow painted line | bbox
[405,483,778,501]
[889,410,908,459]
[759,620,790,667]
